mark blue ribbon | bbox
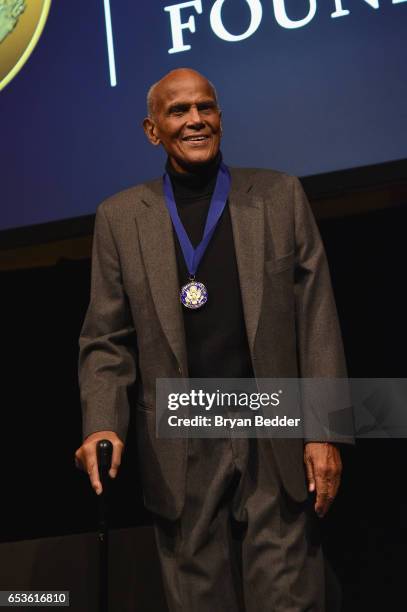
[163,162,231,278]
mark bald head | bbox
[143,67,222,173]
[147,68,219,118]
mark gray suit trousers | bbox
[153,438,325,612]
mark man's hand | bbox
[304,442,342,518]
[74,431,124,495]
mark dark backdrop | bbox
[1,202,407,610]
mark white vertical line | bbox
[103,0,117,87]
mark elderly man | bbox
[75,68,350,611]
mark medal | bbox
[180,279,208,309]
[163,162,231,310]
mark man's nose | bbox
[187,105,204,127]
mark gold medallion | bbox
[0,0,52,91]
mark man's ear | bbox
[143,117,160,146]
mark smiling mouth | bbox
[182,135,210,142]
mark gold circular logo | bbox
[0,0,52,91]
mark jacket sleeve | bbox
[292,177,354,444]
[78,203,137,443]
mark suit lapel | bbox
[229,168,264,353]
[135,179,188,375]
[134,168,264,367]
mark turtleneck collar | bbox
[165,151,222,201]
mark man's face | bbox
[143,71,222,173]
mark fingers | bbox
[74,431,124,495]
[304,453,315,493]
[314,470,337,518]
[75,442,102,494]
[88,450,103,496]
[304,442,342,518]
[109,440,123,479]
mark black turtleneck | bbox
[166,154,254,379]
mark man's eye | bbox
[198,104,215,112]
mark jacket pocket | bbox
[264,251,294,275]
[136,399,154,413]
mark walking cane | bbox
[96,439,113,612]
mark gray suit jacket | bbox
[78,167,349,520]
